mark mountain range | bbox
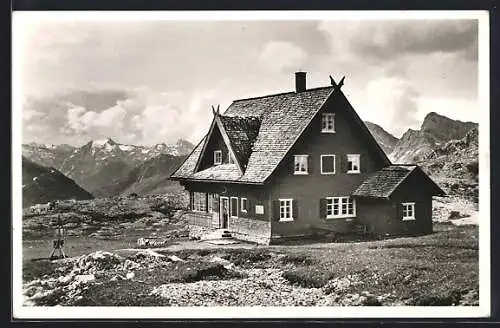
[22,156,93,207]
[21,112,478,206]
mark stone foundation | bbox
[184,211,212,228]
[228,216,271,245]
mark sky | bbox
[15,14,480,147]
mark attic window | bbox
[214,150,222,165]
[321,113,335,133]
[402,202,416,221]
[294,155,309,175]
[347,154,360,173]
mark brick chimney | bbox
[295,71,307,92]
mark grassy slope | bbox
[23,223,478,306]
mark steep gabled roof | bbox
[170,82,391,184]
[352,165,445,199]
[218,115,261,170]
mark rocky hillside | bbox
[22,157,93,208]
[390,112,478,164]
[22,143,75,168]
[365,121,399,155]
[93,154,187,197]
[419,128,479,201]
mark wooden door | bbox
[220,197,229,229]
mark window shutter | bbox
[339,155,345,173]
[189,191,194,210]
[247,198,253,215]
[291,156,296,174]
[212,195,219,212]
[273,201,280,221]
[397,203,403,220]
[293,200,298,220]
[307,155,313,174]
[319,198,327,219]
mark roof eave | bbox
[171,176,264,185]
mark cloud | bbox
[364,76,420,137]
[257,41,308,73]
[318,20,478,62]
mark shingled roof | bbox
[218,115,261,170]
[171,81,391,184]
[352,165,445,199]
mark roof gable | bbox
[170,78,391,184]
[193,114,244,175]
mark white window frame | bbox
[255,205,264,215]
[279,198,294,222]
[321,113,336,133]
[241,198,248,213]
[192,192,207,212]
[294,155,309,175]
[402,202,416,221]
[214,150,222,165]
[230,196,239,218]
[320,154,336,175]
[347,154,361,174]
[325,196,356,219]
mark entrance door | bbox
[219,197,229,229]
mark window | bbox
[207,193,214,213]
[321,154,336,174]
[279,199,294,222]
[321,113,335,133]
[241,198,248,213]
[402,202,416,221]
[230,197,238,218]
[347,154,360,173]
[192,192,207,212]
[214,150,222,165]
[326,197,355,218]
[255,205,264,215]
[294,155,309,175]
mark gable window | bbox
[347,154,360,173]
[214,150,222,165]
[402,202,416,221]
[321,154,336,174]
[192,192,207,212]
[230,197,238,218]
[321,113,335,133]
[294,155,309,175]
[241,198,248,213]
[279,199,294,222]
[326,196,355,218]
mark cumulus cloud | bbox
[257,41,308,73]
[364,76,420,137]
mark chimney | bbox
[295,71,307,92]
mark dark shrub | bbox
[223,249,272,266]
[282,267,332,288]
[412,290,462,306]
[280,254,315,265]
[362,296,382,306]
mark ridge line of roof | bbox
[231,86,334,103]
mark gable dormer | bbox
[196,119,235,171]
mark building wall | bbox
[180,181,272,243]
[267,95,388,238]
[355,173,434,236]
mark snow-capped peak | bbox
[91,138,118,151]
